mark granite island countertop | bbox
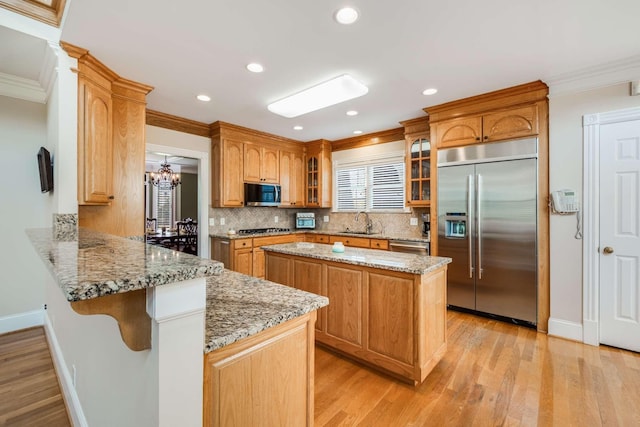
[27,227,223,301]
[262,242,451,275]
[204,270,329,353]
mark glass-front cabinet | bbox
[307,156,319,205]
[406,137,432,206]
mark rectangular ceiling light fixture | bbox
[268,74,369,118]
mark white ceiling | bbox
[3,0,640,141]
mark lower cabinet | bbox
[211,234,303,278]
[265,251,448,384]
[203,312,317,427]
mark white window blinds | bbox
[335,159,405,212]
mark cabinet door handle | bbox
[475,137,480,141]
[108,195,115,200]
[483,136,489,140]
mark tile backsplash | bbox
[208,207,429,239]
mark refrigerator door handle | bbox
[477,173,483,280]
[467,174,474,279]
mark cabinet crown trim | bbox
[424,80,549,123]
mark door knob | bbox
[603,246,614,254]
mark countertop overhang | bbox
[27,227,223,302]
[262,242,451,275]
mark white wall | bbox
[549,82,640,329]
[0,95,51,321]
[146,125,210,153]
[45,275,158,427]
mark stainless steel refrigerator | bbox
[437,138,538,325]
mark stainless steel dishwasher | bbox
[388,239,429,255]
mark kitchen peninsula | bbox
[263,242,451,385]
[27,228,328,426]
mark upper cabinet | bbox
[280,149,305,207]
[427,81,547,150]
[244,143,279,183]
[434,104,538,149]
[62,42,153,236]
[77,76,113,205]
[212,136,244,207]
[400,117,433,207]
[305,140,332,208]
[210,122,302,207]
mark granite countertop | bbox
[27,228,223,301]
[204,269,329,353]
[262,242,451,275]
[209,229,429,243]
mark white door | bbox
[599,118,640,352]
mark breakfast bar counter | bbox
[27,227,328,426]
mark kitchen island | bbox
[263,242,451,385]
[27,228,328,427]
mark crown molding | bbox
[331,127,405,152]
[39,40,60,101]
[0,71,46,103]
[545,55,640,96]
[147,110,210,138]
[0,0,66,27]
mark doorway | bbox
[146,143,210,258]
[583,106,640,352]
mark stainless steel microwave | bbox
[244,183,281,206]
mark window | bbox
[334,158,405,212]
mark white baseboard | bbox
[0,309,44,334]
[44,313,88,427]
[547,317,584,342]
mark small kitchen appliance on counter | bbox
[295,212,316,229]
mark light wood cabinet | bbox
[211,137,244,207]
[77,74,113,205]
[63,42,152,236]
[309,234,390,249]
[264,251,449,385]
[433,104,539,149]
[212,234,302,278]
[252,234,303,279]
[244,143,279,183]
[203,312,316,427]
[405,137,434,207]
[305,140,332,208]
[293,259,324,332]
[370,238,389,250]
[325,264,364,348]
[329,235,370,249]
[279,150,305,207]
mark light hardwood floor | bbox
[315,310,640,426]
[0,327,70,426]
[2,312,639,426]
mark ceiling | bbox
[3,0,640,141]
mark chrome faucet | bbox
[355,211,373,234]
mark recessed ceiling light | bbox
[422,88,438,96]
[293,125,303,130]
[267,74,369,118]
[246,63,264,73]
[353,130,363,135]
[346,110,358,116]
[334,7,359,24]
[196,94,211,102]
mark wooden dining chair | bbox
[176,219,198,255]
[146,218,157,232]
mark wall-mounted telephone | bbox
[551,189,580,214]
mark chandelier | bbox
[149,156,181,190]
